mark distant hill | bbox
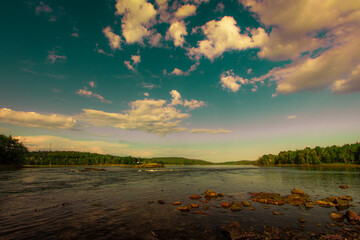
[144,157,213,165]
[215,160,256,165]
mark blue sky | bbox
[0,0,359,162]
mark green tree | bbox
[0,134,28,165]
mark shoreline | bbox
[258,164,360,168]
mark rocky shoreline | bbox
[163,188,360,239]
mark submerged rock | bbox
[272,211,281,215]
[231,202,242,212]
[173,201,181,205]
[242,201,251,207]
[190,203,199,208]
[204,190,218,198]
[339,185,351,189]
[298,217,307,223]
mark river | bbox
[0,165,359,239]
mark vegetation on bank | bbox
[0,135,28,166]
[257,142,360,165]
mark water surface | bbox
[0,165,359,239]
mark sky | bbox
[0,0,359,162]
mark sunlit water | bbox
[0,165,359,239]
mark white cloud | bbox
[286,115,297,120]
[165,21,187,47]
[76,89,112,104]
[188,16,268,61]
[190,128,231,134]
[175,4,197,19]
[115,0,157,44]
[79,90,205,135]
[144,92,149,97]
[240,0,360,94]
[184,99,205,110]
[103,26,121,50]
[220,71,249,92]
[124,55,141,71]
[170,62,199,76]
[47,49,66,64]
[0,108,76,129]
[169,90,183,105]
[171,68,184,76]
[131,55,141,64]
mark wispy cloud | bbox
[286,115,297,120]
[103,26,122,50]
[76,89,112,104]
[47,48,67,64]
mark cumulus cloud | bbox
[76,89,112,104]
[165,21,188,47]
[240,0,360,94]
[183,99,205,110]
[0,108,76,129]
[175,4,197,19]
[79,90,205,135]
[103,26,121,50]
[188,16,268,61]
[115,0,157,44]
[190,128,231,134]
[220,71,249,92]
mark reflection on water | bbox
[0,165,359,239]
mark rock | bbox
[305,203,314,209]
[331,212,345,221]
[264,206,270,209]
[221,202,231,208]
[339,185,350,189]
[189,194,202,200]
[335,198,350,211]
[203,205,209,210]
[249,207,255,210]
[190,203,199,208]
[298,217,306,223]
[272,211,281,215]
[204,190,217,198]
[291,188,304,195]
[173,201,181,205]
[218,193,224,197]
[199,200,208,204]
[316,223,322,227]
[221,222,258,240]
[341,195,353,202]
[242,201,251,207]
[178,206,192,212]
[158,200,165,204]
[231,202,243,212]
[345,210,360,223]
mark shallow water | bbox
[0,165,359,239]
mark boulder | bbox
[330,212,344,221]
[345,210,360,223]
[242,201,251,207]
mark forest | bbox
[257,142,360,165]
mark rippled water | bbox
[0,165,359,239]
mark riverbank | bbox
[259,163,360,168]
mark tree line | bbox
[257,142,360,165]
